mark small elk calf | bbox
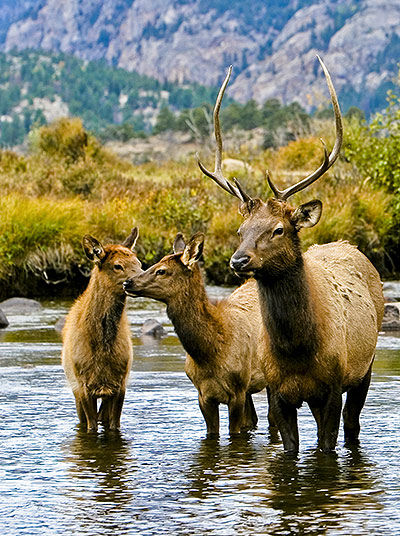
[123,233,271,437]
[62,227,141,432]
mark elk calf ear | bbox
[173,233,186,254]
[83,235,106,262]
[122,226,139,250]
[181,232,204,269]
[291,200,322,230]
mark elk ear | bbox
[181,232,204,269]
[291,200,322,230]
[122,226,139,250]
[83,235,106,262]
[173,232,186,254]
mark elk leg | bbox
[198,395,219,437]
[318,384,342,453]
[309,404,322,443]
[343,361,373,446]
[98,397,111,428]
[73,392,87,426]
[267,387,280,442]
[108,391,126,430]
[242,393,258,431]
[80,394,98,432]
[269,390,299,453]
[228,391,246,435]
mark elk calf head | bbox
[123,233,204,302]
[83,227,142,290]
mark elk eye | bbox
[114,264,124,271]
[272,226,284,237]
[156,269,166,276]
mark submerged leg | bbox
[80,393,98,432]
[267,387,280,442]
[343,361,373,446]
[98,397,111,428]
[109,391,126,430]
[228,391,246,436]
[73,392,87,427]
[242,393,258,431]
[269,390,299,454]
[318,384,343,453]
[198,395,219,437]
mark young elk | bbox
[198,57,384,453]
[62,227,141,432]
[123,233,270,437]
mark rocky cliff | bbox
[2,0,400,112]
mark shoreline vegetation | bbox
[0,110,399,300]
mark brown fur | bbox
[124,234,271,436]
[62,232,141,432]
[231,197,384,452]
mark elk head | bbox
[123,233,204,302]
[83,226,142,289]
[198,57,342,279]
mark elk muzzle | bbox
[230,251,255,275]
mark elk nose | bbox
[230,254,251,272]
[123,279,133,291]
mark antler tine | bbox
[268,55,343,201]
[198,66,252,203]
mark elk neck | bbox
[256,256,320,365]
[166,266,224,364]
[83,268,127,349]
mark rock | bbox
[0,297,43,314]
[383,282,400,303]
[382,303,400,331]
[141,319,166,338]
[54,316,66,333]
[0,309,9,328]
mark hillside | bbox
[0,49,219,146]
[1,0,399,113]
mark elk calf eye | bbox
[156,269,166,276]
[114,264,124,271]
[272,226,284,237]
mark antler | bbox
[197,66,252,203]
[268,55,343,201]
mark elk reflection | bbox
[185,437,383,534]
[64,429,134,506]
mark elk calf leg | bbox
[74,394,87,427]
[269,391,299,454]
[198,395,219,437]
[228,392,246,435]
[80,394,98,432]
[98,397,111,428]
[343,361,373,446]
[242,393,258,431]
[109,391,126,430]
[319,384,342,453]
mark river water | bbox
[0,287,399,535]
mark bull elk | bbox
[123,233,272,437]
[198,57,384,453]
[62,227,141,432]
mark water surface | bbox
[0,290,399,535]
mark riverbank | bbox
[0,118,397,300]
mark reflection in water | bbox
[61,430,136,534]
[185,436,384,535]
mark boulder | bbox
[141,319,166,338]
[0,297,43,314]
[54,316,66,333]
[0,308,9,328]
[382,303,400,331]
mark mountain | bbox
[1,0,399,113]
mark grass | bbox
[0,117,395,299]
